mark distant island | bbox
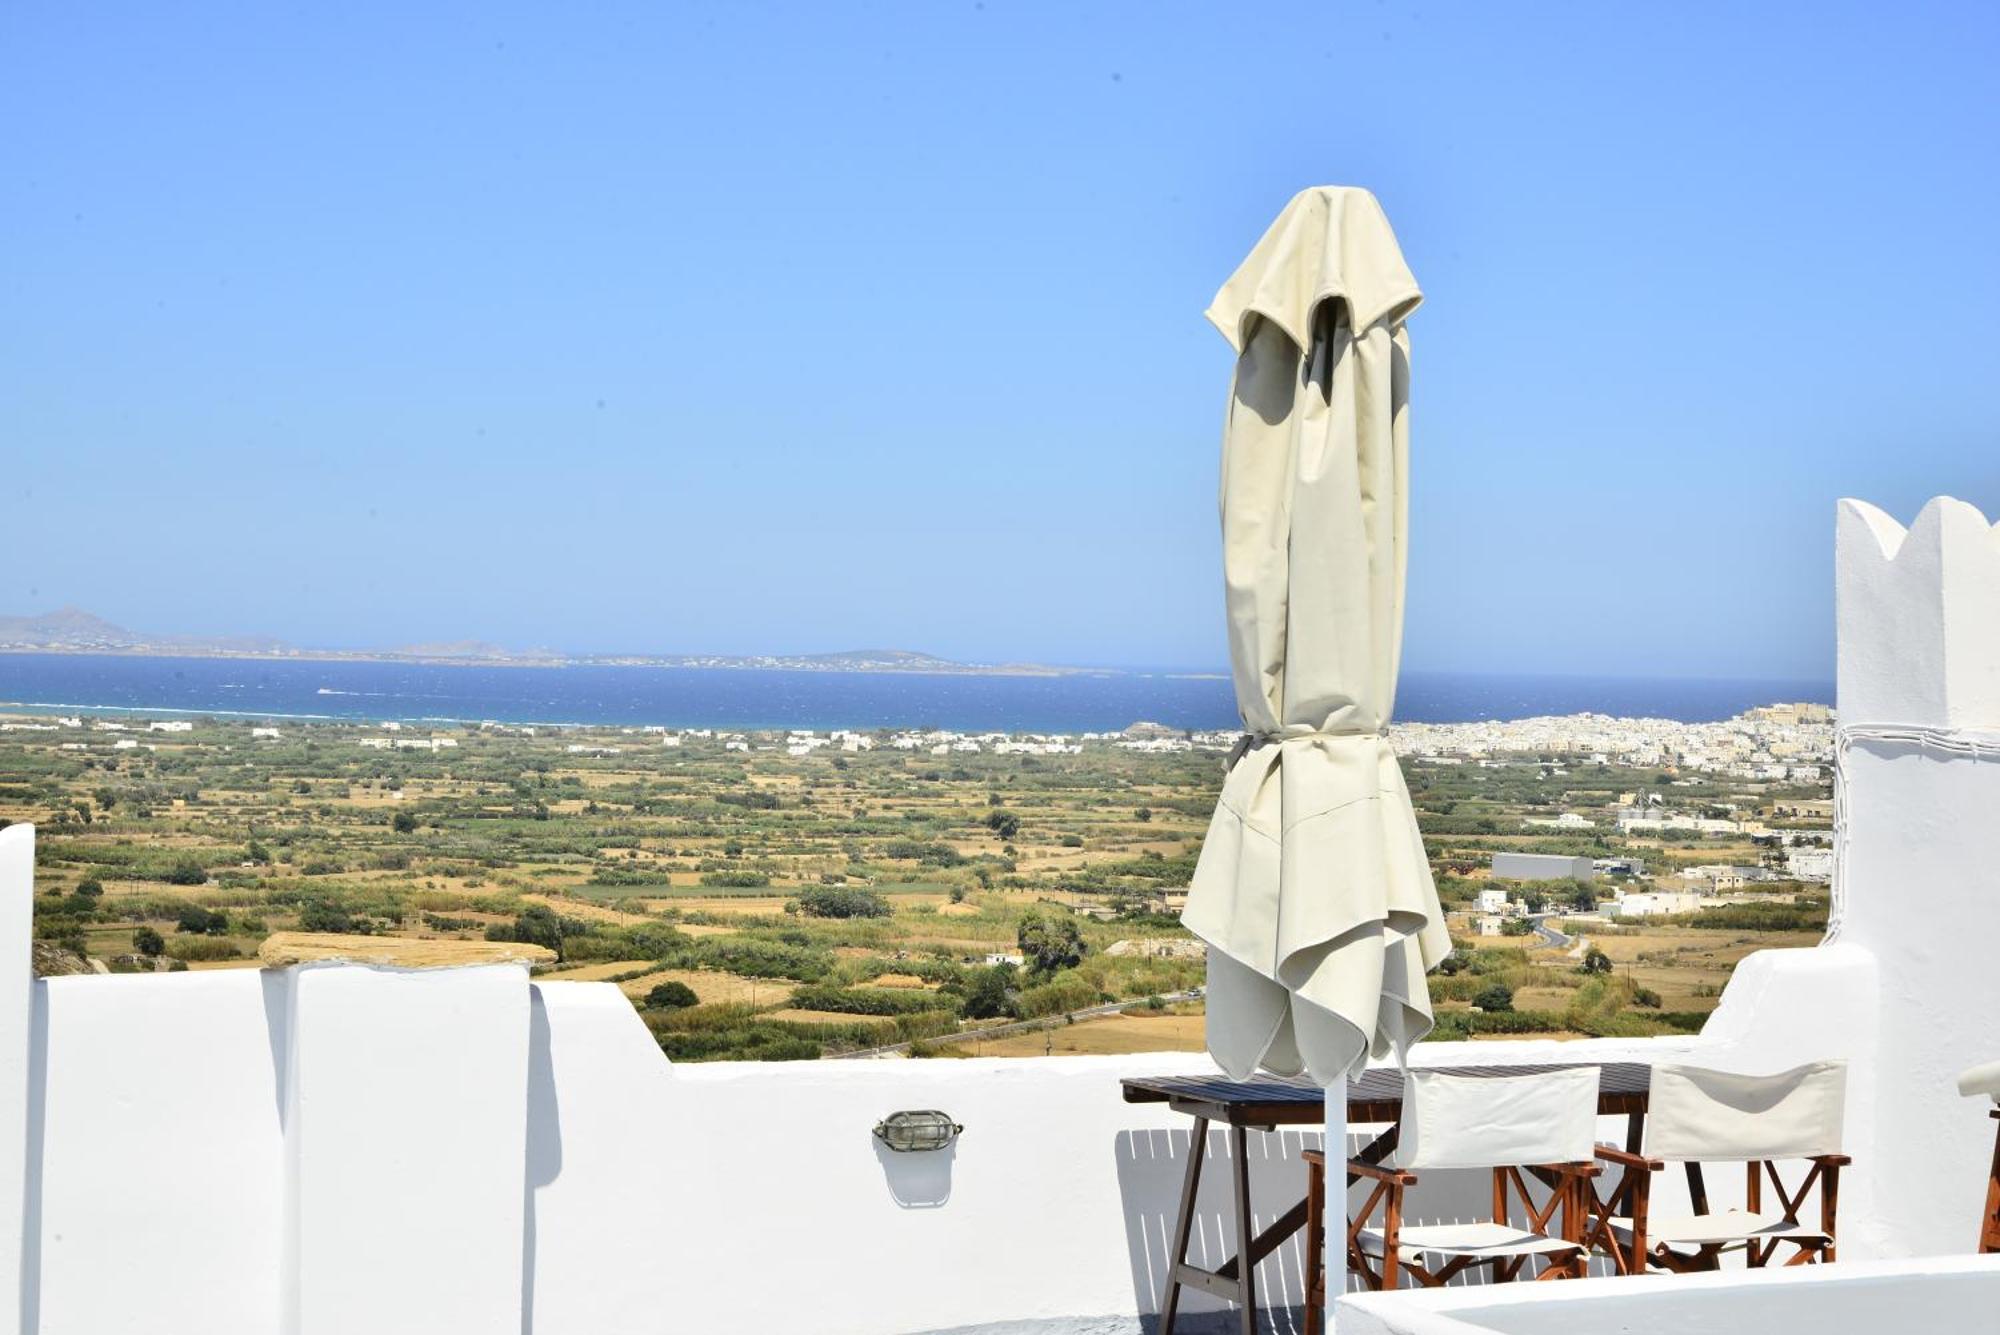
[0,607,1100,677]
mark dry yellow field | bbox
[607,968,794,1007]
[967,1010,1207,1057]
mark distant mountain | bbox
[0,609,1093,676]
[0,606,141,648]
[0,607,289,655]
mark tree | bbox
[75,877,104,900]
[644,981,700,1011]
[984,810,1021,841]
[1473,982,1515,1012]
[133,926,165,957]
[1579,946,1613,975]
[508,905,565,955]
[1017,909,1086,975]
[391,810,419,834]
[164,857,208,886]
[298,900,356,934]
[958,965,1016,1020]
[1135,807,1153,823]
[174,904,228,935]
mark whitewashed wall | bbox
[0,498,1995,1335]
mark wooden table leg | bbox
[1233,1124,1257,1335]
[1159,1114,1208,1335]
[1982,1111,2000,1256]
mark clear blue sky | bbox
[6,3,1997,678]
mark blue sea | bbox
[0,654,1832,733]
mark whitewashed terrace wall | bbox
[0,497,1995,1335]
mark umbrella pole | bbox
[1324,1075,1347,1326]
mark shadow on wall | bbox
[523,990,561,1334]
[874,1137,957,1208]
[1113,1126,1322,1333]
[1113,1121,1563,1325]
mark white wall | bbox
[1830,497,2000,1259]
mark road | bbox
[829,987,1206,1060]
[1527,914,1572,949]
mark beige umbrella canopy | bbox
[1181,187,1451,1085]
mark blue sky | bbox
[5,2,1997,677]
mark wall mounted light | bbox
[873,1109,963,1153]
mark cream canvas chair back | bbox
[1390,1067,1599,1171]
[1643,1060,1847,1162]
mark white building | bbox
[1610,890,1705,918]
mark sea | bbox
[0,654,1833,734]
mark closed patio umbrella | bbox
[1182,186,1450,1086]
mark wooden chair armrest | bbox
[1814,1153,1853,1167]
[1594,1143,1663,1171]
[1346,1158,1417,1187]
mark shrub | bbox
[699,870,771,888]
[1473,982,1515,1013]
[789,985,943,1017]
[644,981,700,1011]
[795,885,890,919]
[1013,972,1097,1020]
[133,926,165,956]
[167,936,243,963]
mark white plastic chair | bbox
[1587,1060,1849,1273]
[1958,1060,2000,1254]
[1342,1067,1601,1291]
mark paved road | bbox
[830,987,1206,1060]
[1527,914,1572,949]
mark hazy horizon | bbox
[0,602,1848,686]
[7,4,1997,681]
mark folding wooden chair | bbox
[1958,1060,2000,1254]
[1586,1060,1849,1274]
[1302,1067,1599,1328]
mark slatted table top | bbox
[1122,1060,1654,1127]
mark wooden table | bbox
[1120,1062,1654,1335]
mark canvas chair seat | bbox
[1605,1208,1829,1249]
[1959,1060,2000,1103]
[1356,1221,1580,1262]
